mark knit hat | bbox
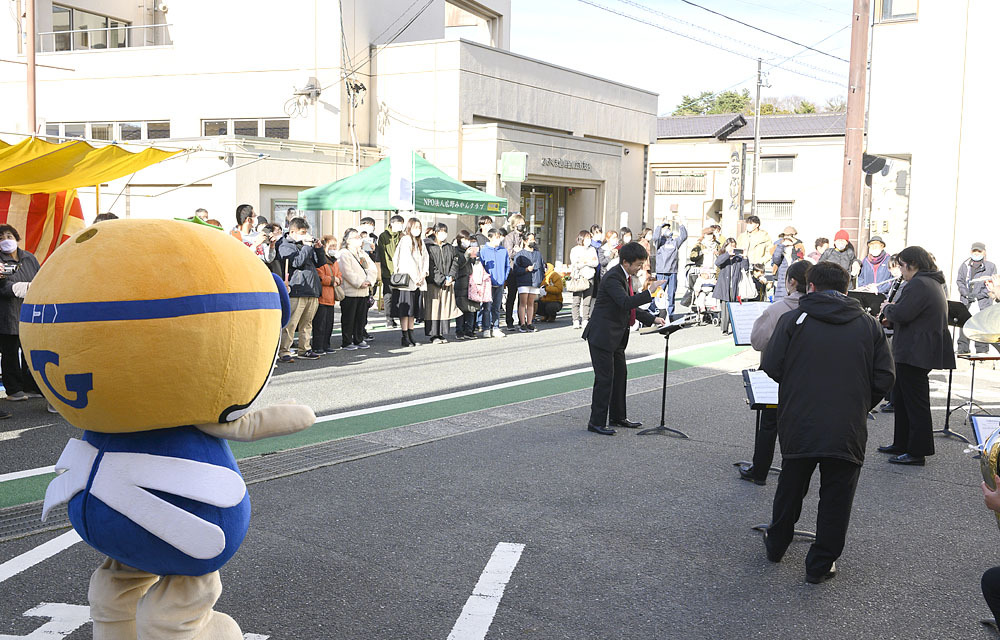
[834,230,850,242]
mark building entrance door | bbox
[521,185,567,266]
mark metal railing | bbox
[36,23,172,53]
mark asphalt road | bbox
[2,337,999,639]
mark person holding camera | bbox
[713,239,748,335]
[276,218,327,362]
[651,217,688,319]
[771,226,805,301]
[0,224,41,408]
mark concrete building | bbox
[648,112,846,251]
[867,0,998,286]
[0,0,657,266]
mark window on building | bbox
[760,156,794,173]
[119,122,142,140]
[880,0,917,21]
[203,120,228,136]
[51,6,71,52]
[45,124,60,138]
[63,123,85,139]
[203,118,290,139]
[91,123,113,140]
[654,171,706,194]
[756,202,794,228]
[233,120,259,137]
[146,122,170,139]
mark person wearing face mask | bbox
[479,228,510,338]
[474,216,493,249]
[313,235,343,354]
[957,242,998,356]
[857,236,893,296]
[390,218,430,347]
[713,238,747,336]
[338,228,380,351]
[513,233,545,332]
[376,215,405,329]
[569,230,600,330]
[651,217,689,319]
[0,224,42,407]
[359,217,378,257]
[601,230,620,272]
[736,215,772,267]
[771,226,805,301]
[503,214,526,330]
[276,218,327,362]
[819,230,858,278]
[637,227,653,290]
[453,231,480,340]
[424,224,461,344]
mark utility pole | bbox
[750,58,769,219]
[25,0,36,133]
[839,0,870,247]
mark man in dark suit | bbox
[583,242,668,435]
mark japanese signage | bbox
[541,157,592,171]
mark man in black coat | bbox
[761,262,895,583]
[583,242,668,435]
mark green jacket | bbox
[375,229,402,282]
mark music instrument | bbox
[981,428,1000,532]
[878,276,904,328]
[970,275,997,284]
[963,303,1000,344]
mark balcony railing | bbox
[36,23,172,53]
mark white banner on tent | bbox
[389,149,415,211]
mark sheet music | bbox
[728,302,771,346]
[639,316,691,334]
[743,369,779,407]
[972,416,1000,447]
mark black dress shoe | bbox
[880,403,895,414]
[762,529,782,563]
[609,418,642,429]
[806,562,837,584]
[739,466,766,486]
[877,444,904,454]
[587,424,616,435]
[888,453,925,465]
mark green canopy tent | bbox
[297,152,508,216]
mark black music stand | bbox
[847,290,887,317]
[939,301,974,442]
[733,369,781,476]
[637,316,694,438]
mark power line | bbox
[343,0,435,79]
[728,0,844,22]
[616,0,846,79]
[576,0,845,86]
[673,0,851,63]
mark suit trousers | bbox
[767,457,861,577]
[311,304,336,352]
[505,273,517,327]
[892,362,935,457]
[0,333,40,395]
[588,342,628,427]
[750,408,778,480]
[983,567,1000,624]
[340,296,367,347]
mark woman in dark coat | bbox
[424,223,460,343]
[713,238,747,335]
[453,231,479,340]
[0,224,42,406]
[879,246,956,465]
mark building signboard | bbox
[540,157,592,171]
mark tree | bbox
[672,89,751,116]
[824,96,847,112]
[795,100,817,114]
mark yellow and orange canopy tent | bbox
[0,136,181,261]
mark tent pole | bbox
[95,184,100,216]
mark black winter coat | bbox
[713,252,746,302]
[0,249,40,335]
[454,251,480,313]
[882,270,957,371]
[583,265,655,352]
[819,244,856,273]
[761,291,895,466]
[426,240,459,287]
[277,236,327,298]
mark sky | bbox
[508,0,854,115]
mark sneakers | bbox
[356,341,370,349]
[46,404,59,414]
[573,320,582,329]
[343,344,359,351]
[0,409,10,419]
[364,332,374,341]
[299,350,321,360]
[455,334,467,341]
[518,324,528,333]
[278,355,296,364]
[324,347,340,353]
[5,391,27,401]
[527,324,537,332]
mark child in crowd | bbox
[537,262,564,322]
[513,232,544,332]
[313,235,342,353]
[479,228,510,338]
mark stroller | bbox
[692,265,721,326]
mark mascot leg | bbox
[88,557,160,640]
[135,570,242,640]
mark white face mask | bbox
[361,226,374,235]
[972,254,984,262]
[327,248,338,257]
[0,239,16,253]
[349,238,362,249]
[390,223,403,233]
[869,247,884,257]
[411,228,422,237]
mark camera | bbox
[0,263,18,275]
[734,249,744,256]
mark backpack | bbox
[468,262,493,303]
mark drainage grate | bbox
[0,502,69,543]
[239,437,395,485]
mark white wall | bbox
[867,0,1000,287]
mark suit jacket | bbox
[583,265,655,352]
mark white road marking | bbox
[447,542,525,640]
[0,339,736,484]
[0,424,57,444]
[0,602,91,639]
[244,635,270,640]
[0,531,82,584]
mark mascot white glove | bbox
[11,281,30,298]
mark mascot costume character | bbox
[21,219,315,639]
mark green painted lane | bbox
[0,341,744,510]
